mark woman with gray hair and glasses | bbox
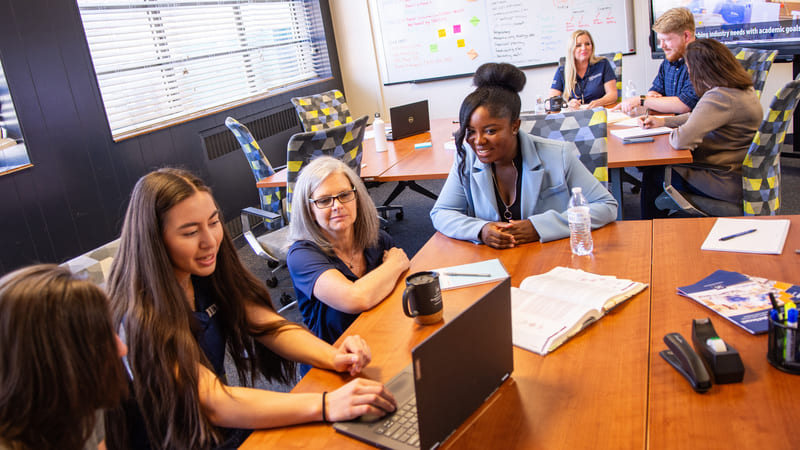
[287,156,409,344]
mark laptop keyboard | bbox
[374,397,419,447]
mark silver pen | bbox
[440,272,492,277]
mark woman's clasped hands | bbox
[480,220,539,249]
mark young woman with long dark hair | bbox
[106,168,395,449]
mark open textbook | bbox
[678,270,800,334]
[511,267,648,355]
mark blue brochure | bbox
[678,270,800,335]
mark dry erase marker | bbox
[718,228,756,241]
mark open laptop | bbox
[386,100,430,140]
[333,277,513,450]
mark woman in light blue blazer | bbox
[430,63,617,249]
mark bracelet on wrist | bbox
[321,391,330,423]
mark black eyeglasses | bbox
[308,188,357,209]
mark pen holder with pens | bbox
[767,315,800,374]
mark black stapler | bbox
[660,332,712,393]
[691,318,745,384]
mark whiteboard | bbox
[371,0,636,85]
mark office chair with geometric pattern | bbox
[732,47,778,99]
[285,115,369,218]
[225,116,290,291]
[520,107,609,189]
[291,90,403,221]
[557,52,637,192]
[291,89,353,131]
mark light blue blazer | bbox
[430,132,617,243]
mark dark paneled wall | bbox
[0,0,342,274]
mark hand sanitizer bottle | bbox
[373,113,387,152]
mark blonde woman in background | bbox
[549,29,618,109]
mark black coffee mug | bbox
[402,271,443,325]
[545,96,564,112]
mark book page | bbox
[510,287,591,355]
[519,267,644,311]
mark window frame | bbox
[76,0,334,141]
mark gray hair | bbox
[288,156,380,254]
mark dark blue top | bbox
[192,276,226,379]
[191,276,253,448]
[287,230,394,344]
[550,58,616,103]
[120,276,250,449]
[649,58,700,110]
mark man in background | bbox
[617,7,699,115]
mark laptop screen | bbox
[414,277,513,449]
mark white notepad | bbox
[700,218,791,254]
[610,126,672,140]
[434,258,509,290]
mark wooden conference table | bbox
[257,115,692,221]
[649,216,800,449]
[243,215,800,449]
[243,220,654,449]
[607,126,691,220]
[255,118,459,188]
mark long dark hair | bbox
[106,168,297,449]
[0,264,127,450]
[455,63,526,178]
[685,39,753,96]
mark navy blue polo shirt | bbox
[287,230,394,344]
[649,58,699,110]
[550,58,616,103]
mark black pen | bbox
[769,292,780,311]
[718,228,757,241]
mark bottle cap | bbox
[571,187,582,194]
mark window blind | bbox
[77,0,332,140]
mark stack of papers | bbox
[606,109,633,125]
[609,126,672,140]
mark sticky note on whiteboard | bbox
[438,29,446,38]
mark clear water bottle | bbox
[373,112,388,152]
[625,80,637,99]
[534,96,545,114]
[568,187,593,255]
